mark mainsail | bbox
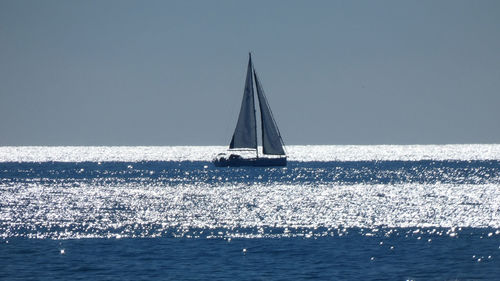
[229,55,257,149]
[254,69,286,155]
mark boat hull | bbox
[213,156,287,167]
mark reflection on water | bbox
[1,160,499,239]
[1,146,500,279]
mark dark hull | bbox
[213,157,287,167]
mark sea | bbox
[1,145,500,280]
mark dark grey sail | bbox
[229,55,257,150]
[254,69,286,155]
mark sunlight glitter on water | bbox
[1,144,500,162]
[1,181,499,239]
[1,145,499,239]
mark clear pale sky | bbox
[1,0,499,145]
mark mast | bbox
[250,53,258,159]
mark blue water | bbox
[2,231,499,280]
[2,160,499,185]
[1,157,500,279]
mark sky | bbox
[0,0,499,145]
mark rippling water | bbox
[1,145,500,280]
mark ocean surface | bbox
[1,145,500,280]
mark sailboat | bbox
[213,53,287,167]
